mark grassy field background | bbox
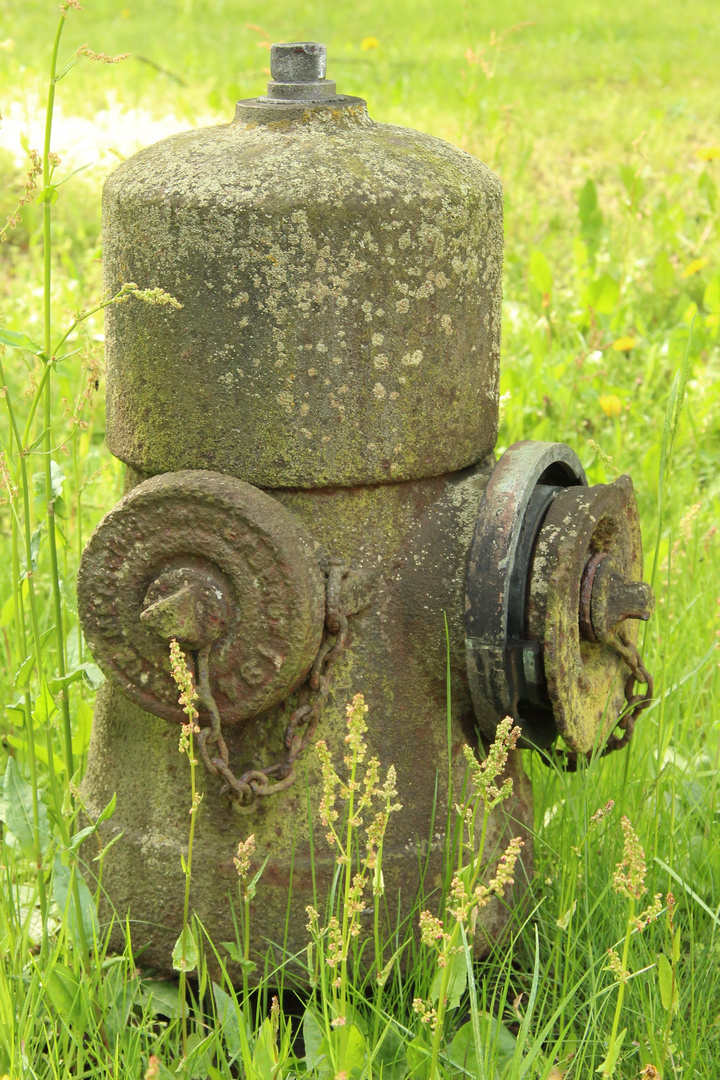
[1,0,720,1076]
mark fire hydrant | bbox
[77,43,654,973]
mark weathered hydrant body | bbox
[78,44,653,974]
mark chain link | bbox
[196,562,349,812]
[545,631,653,773]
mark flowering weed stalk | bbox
[169,638,203,1057]
[600,816,663,1078]
[413,716,523,1080]
[233,833,270,1030]
[307,693,401,1071]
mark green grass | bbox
[1,1,719,1076]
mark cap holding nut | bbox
[265,41,339,101]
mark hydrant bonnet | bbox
[102,45,503,488]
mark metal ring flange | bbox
[465,440,587,747]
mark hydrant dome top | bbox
[102,44,504,488]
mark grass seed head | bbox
[635,892,663,932]
[413,998,439,1032]
[606,947,630,983]
[77,43,129,63]
[344,692,369,763]
[488,835,524,898]
[234,834,256,878]
[112,282,183,308]
[463,715,520,805]
[144,1056,160,1080]
[590,799,615,827]
[613,816,647,900]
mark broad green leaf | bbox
[97,792,117,825]
[212,982,242,1059]
[578,178,603,257]
[35,184,59,205]
[578,178,604,233]
[66,623,81,668]
[44,962,86,1036]
[406,1035,431,1080]
[0,592,16,628]
[52,854,99,943]
[313,1022,367,1080]
[529,249,553,295]
[48,661,104,695]
[657,953,678,1012]
[3,756,51,856]
[33,460,65,501]
[332,1022,366,1075]
[72,697,94,756]
[619,163,644,204]
[246,853,270,899]
[5,734,65,775]
[698,169,717,211]
[430,949,467,1010]
[449,1017,517,1077]
[140,980,180,1018]
[221,940,243,963]
[184,1032,215,1078]
[303,1008,325,1070]
[32,678,58,724]
[584,273,619,315]
[253,1016,278,1077]
[373,1023,407,1079]
[14,626,54,689]
[103,962,138,1046]
[703,277,720,314]
[81,662,105,691]
[20,521,44,580]
[14,653,37,691]
[0,326,45,357]
[653,250,675,292]
[48,667,85,694]
[672,925,681,964]
[596,1027,626,1077]
[578,177,601,224]
[172,925,198,972]
[66,824,97,853]
[33,460,66,518]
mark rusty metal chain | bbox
[544,631,653,773]
[196,561,349,812]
